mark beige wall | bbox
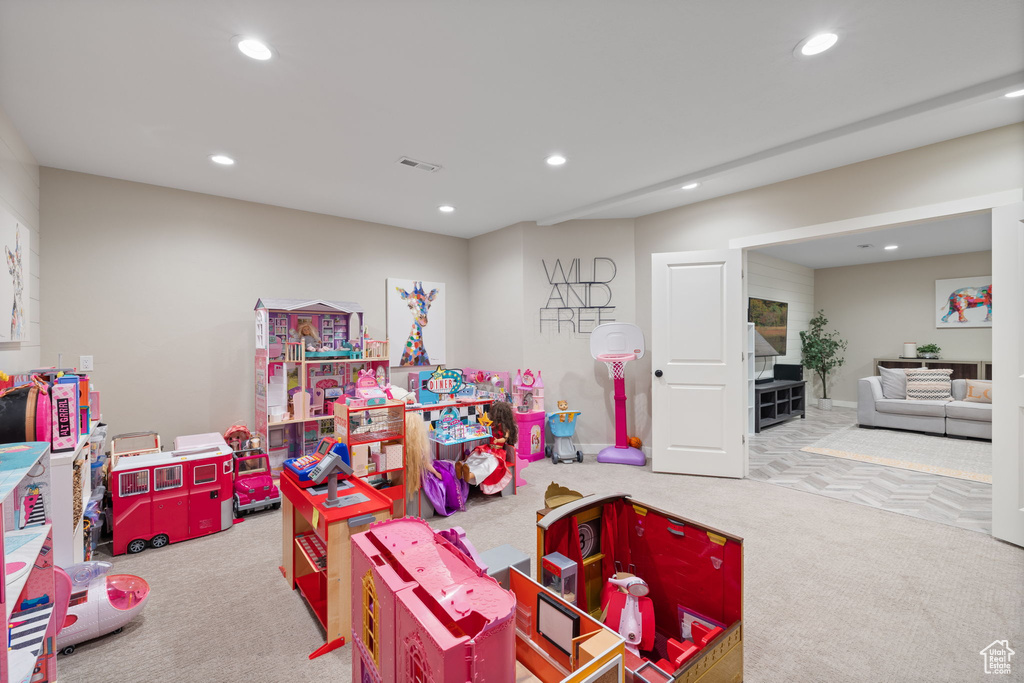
[467,222,525,371]
[520,220,636,450]
[633,123,1024,441]
[814,250,992,404]
[0,105,40,371]
[40,168,470,443]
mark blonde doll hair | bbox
[404,412,435,492]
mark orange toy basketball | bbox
[628,436,643,450]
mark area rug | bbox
[801,424,991,482]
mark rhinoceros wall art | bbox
[935,276,992,328]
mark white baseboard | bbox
[830,400,857,409]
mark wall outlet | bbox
[80,355,94,372]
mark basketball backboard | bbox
[590,323,645,360]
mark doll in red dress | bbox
[458,401,518,495]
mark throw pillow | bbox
[963,379,992,404]
[904,368,953,401]
[878,366,907,399]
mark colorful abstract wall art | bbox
[935,276,992,328]
[0,204,29,342]
[387,278,446,367]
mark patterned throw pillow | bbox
[904,368,953,401]
[963,379,992,404]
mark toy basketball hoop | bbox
[591,324,646,466]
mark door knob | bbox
[655,370,663,378]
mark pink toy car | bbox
[233,450,281,515]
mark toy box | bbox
[50,380,79,452]
[537,491,743,681]
[514,409,546,462]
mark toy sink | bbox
[536,492,743,682]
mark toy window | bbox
[119,470,149,496]
[194,463,217,485]
[362,571,380,666]
[223,460,232,475]
[154,465,182,491]
[408,644,429,683]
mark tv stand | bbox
[754,379,806,433]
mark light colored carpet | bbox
[60,457,1022,683]
[802,424,992,482]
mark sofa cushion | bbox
[878,366,907,399]
[963,379,992,404]
[945,400,993,422]
[875,399,949,417]
[905,368,953,401]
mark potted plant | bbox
[916,343,941,359]
[800,310,847,410]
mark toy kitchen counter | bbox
[279,469,393,659]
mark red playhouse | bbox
[109,439,235,555]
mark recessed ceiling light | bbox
[796,32,839,57]
[545,154,567,166]
[209,154,235,166]
[438,205,455,213]
[856,244,873,249]
[235,37,273,61]
[1005,88,1024,98]
[681,182,701,190]
[884,245,899,250]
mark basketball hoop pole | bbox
[612,372,628,449]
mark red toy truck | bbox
[109,442,234,555]
[232,449,281,515]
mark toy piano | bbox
[283,437,351,488]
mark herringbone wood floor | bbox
[749,406,992,533]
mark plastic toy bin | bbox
[514,410,546,462]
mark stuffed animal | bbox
[557,400,569,411]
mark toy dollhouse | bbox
[253,299,391,470]
[350,517,626,682]
[512,369,546,462]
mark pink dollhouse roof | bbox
[254,298,363,313]
[365,518,515,629]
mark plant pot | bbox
[918,353,939,359]
[818,398,833,411]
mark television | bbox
[748,298,788,357]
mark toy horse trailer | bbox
[537,492,743,682]
[109,442,234,555]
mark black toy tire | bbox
[272,501,281,510]
[126,539,146,554]
[576,451,583,462]
[60,645,75,656]
[150,534,169,549]
[545,445,552,458]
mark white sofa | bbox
[857,377,991,440]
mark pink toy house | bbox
[351,518,626,683]
[351,517,516,682]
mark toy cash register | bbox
[284,437,352,487]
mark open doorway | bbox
[744,213,993,533]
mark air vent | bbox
[397,156,441,173]
[857,244,873,249]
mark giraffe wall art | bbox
[0,206,28,342]
[387,278,446,367]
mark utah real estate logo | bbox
[980,640,1014,675]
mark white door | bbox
[651,249,747,478]
[992,202,1024,548]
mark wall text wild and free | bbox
[540,257,617,334]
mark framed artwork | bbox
[935,276,992,328]
[0,205,29,342]
[387,278,446,367]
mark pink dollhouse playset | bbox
[253,298,391,471]
[512,369,546,462]
[350,517,626,682]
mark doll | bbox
[294,321,321,350]
[458,401,518,495]
[404,411,440,493]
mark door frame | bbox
[725,188,1023,545]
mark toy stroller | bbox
[546,411,583,464]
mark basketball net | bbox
[597,353,635,380]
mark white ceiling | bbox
[755,212,992,269]
[1,1,1022,238]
